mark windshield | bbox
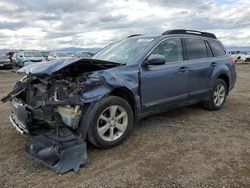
[93,37,154,64]
[24,51,43,57]
[41,52,50,56]
[0,55,9,61]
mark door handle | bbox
[210,62,217,68]
[179,66,189,73]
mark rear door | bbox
[140,37,189,112]
[184,38,215,100]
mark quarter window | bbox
[209,40,226,57]
[185,38,207,60]
[151,38,183,63]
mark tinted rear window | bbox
[209,40,226,57]
[205,41,213,57]
[185,38,207,60]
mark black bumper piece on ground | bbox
[25,127,87,174]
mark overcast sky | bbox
[0,0,249,49]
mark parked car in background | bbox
[47,51,75,61]
[12,52,19,66]
[240,52,250,62]
[0,54,13,69]
[16,51,46,67]
[229,51,241,60]
[75,51,94,58]
[6,51,15,63]
[1,29,237,173]
[40,51,51,61]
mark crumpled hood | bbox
[18,58,119,77]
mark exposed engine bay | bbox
[13,74,85,130]
[1,58,121,173]
[2,59,118,132]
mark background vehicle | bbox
[229,51,241,60]
[40,51,51,61]
[11,52,20,66]
[47,51,75,61]
[16,50,46,67]
[75,51,94,58]
[1,29,236,173]
[240,52,250,62]
[6,51,15,64]
[0,54,13,69]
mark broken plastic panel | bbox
[25,127,87,174]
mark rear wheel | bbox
[87,96,134,149]
[202,79,227,110]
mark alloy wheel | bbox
[97,105,128,141]
[213,84,226,106]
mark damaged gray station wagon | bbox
[1,30,237,173]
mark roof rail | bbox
[127,34,143,38]
[162,29,217,39]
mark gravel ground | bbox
[0,64,250,188]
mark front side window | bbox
[209,40,226,57]
[151,38,183,63]
[185,38,207,60]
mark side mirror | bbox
[145,54,166,66]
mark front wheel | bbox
[87,96,134,149]
[202,79,227,110]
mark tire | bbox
[87,96,134,149]
[202,79,228,110]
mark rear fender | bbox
[210,63,231,90]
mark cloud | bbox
[0,0,249,49]
[0,21,28,30]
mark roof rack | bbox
[127,34,143,38]
[162,29,217,39]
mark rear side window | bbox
[151,38,183,63]
[185,38,207,60]
[209,40,226,57]
[205,41,213,57]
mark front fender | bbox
[77,66,140,139]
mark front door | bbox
[140,38,189,113]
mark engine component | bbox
[57,105,82,129]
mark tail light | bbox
[231,56,237,65]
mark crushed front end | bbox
[1,59,119,173]
[2,74,88,173]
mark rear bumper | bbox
[230,70,237,91]
[0,63,12,69]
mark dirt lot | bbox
[0,64,250,188]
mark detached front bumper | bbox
[26,127,87,174]
[8,99,88,173]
